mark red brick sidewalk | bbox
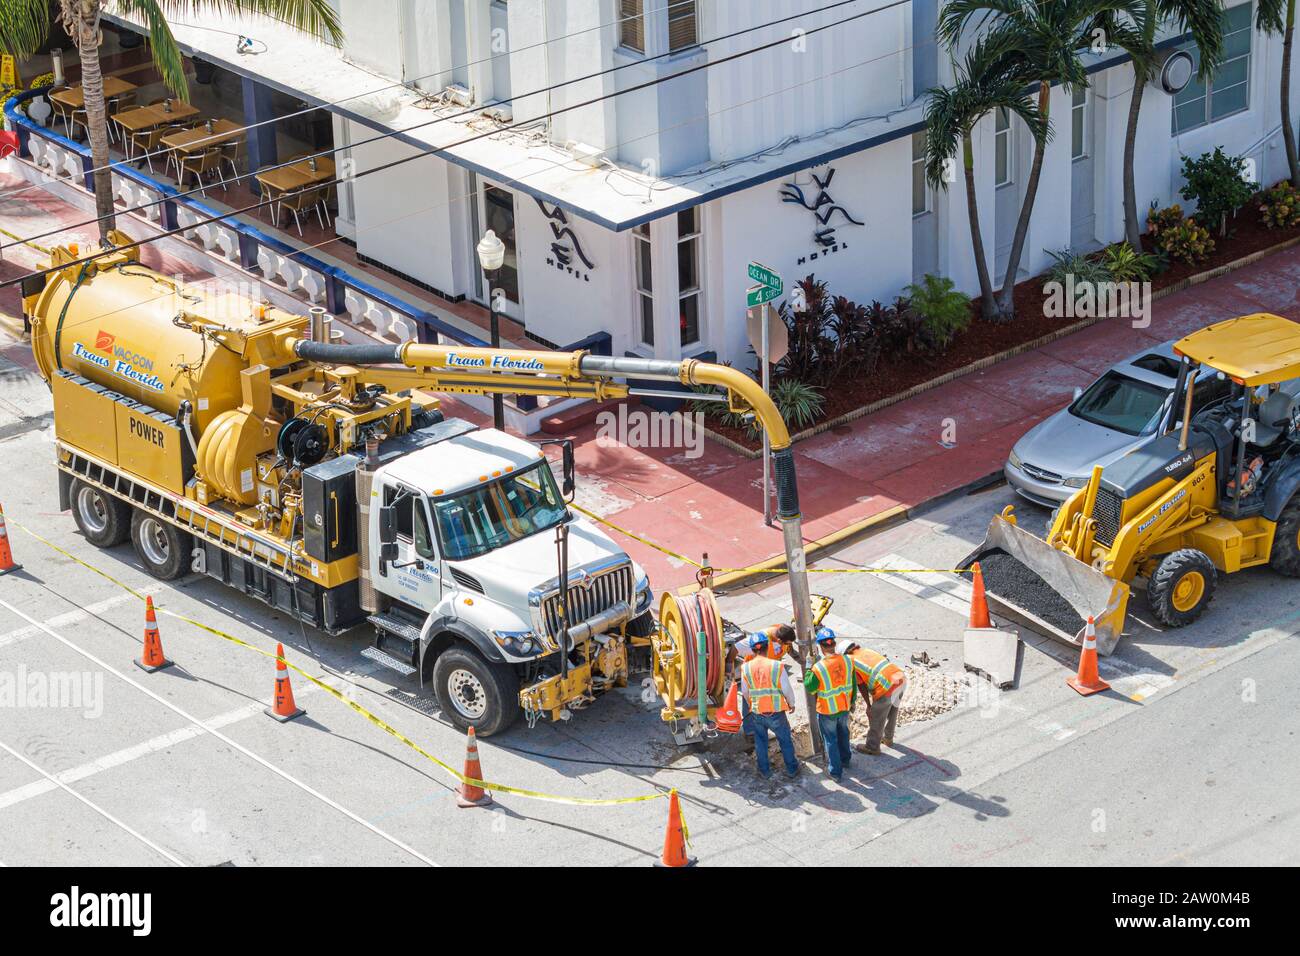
[6,169,1300,592]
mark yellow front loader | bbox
[965,314,1300,655]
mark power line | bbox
[16,34,923,346]
[2,0,906,283]
[0,0,716,203]
[1,0,884,251]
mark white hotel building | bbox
[109,0,1296,372]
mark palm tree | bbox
[1099,1,1223,249]
[925,37,1047,321]
[939,0,1144,321]
[1,2,341,245]
[1257,0,1297,188]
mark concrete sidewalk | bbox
[5,166,1300,591]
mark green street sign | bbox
[747,261,782,291]
[747,283,781,308]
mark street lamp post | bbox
[476,230,507,431]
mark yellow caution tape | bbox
[567,502,969,577]
[13,520,667,808]
[0,225,53,256]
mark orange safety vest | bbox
[742,627,786,661]
[810,654,854,715]
[849,648,905,701]
[743,658,789,714]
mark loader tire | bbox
[1269,499,1300,577]
[432,644,520,737]
[130,510,191,581]
[71,481,130,548]
[1147,549,1216,627]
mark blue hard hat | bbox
[815,626,837,645]
[749,631,769,649]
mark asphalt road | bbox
[1,336,1298,866]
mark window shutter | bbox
[668,1,698,51]
[621,0,645,53]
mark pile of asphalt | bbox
[978,550,1086,638]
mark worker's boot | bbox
[854,743,881,755]
[882,737,894,748]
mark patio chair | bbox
[178,146,225,196]
[130,126,167,173]
[220,137,246,187]
[47,88,74,137]
[276,184,330,237]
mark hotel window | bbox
[677,207,702,347]
[620,0,645,54]
[668,1,698,52]
[911,132,930,216]
[994,107,1013,187]
[634,223,654,347]
[1172,3,1252,134]
[1071,86,1088,160]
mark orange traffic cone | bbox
[1066,616,1110,696]
[135,596,172,673]
[654,790,697,867]
[456,726,493,808]
[264,642,305,722]
[969,562,991,629]
[0,504,21,576]
[714,680,742,734]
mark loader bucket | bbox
[960,515,1129,656]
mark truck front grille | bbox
[541,563,634,640]
[1091,487,1123,547]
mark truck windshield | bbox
[431,460,568,560]
[1069,371,1168,436]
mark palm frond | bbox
[154,1,343,46]
[115,0,191,101]
[0,0,51,59]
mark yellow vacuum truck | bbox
[21,237,820,737]
[965,313,1300,655]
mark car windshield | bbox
[432,460,568,561]
[1069,371,1169,436]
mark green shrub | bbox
[770,379,825,431]
[903,274,971,350]
[1258,180,1300,229]
[1147,203,1215,265]
[1043,248,1112,288]
[1101,242,1158,282]
[1179,147,1254,236]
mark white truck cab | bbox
[363,422,653,735]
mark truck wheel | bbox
[432,644,520,737]
[1269,499,1300,577]
[71,481,130,547]
[130,510,192,581]
[1147,549,1217,627]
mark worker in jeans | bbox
[846,643,907,755]
[739,633,799,779]
[730,624,795,750]
[803,627,855,782]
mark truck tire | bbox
[432,644,520,737]
[71,481,130,547]
[1269,499,1300,577]
[130,510,192,581]
[1147,549,1216,627]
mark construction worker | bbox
[846,643,907,755]
[739,632,799,779]
[802,626,855,781]
[729,624,795,749]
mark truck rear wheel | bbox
[432,644,520,737]
[1147,549,1216,627]
[1269,499,1300,577]
[71,481,130,547]
[130,510,192,581]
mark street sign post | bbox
[746,262,783,527]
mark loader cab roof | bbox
[1175,313,1300,386]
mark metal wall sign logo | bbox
[779,166,863,264]
[95,330,116,351]
[536,199,594,282]
[72,341,166,392]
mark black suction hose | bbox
[294,340,403,365]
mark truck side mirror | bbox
[560,440,575,500]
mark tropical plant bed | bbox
[705,195,1300,455]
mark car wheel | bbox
[1269,498,1300,577]
[432,644,520,737]
[1147,549,1216,627]
[130,510,191,580]
[71,481,131,547]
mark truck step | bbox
[360,646,417,677]
[367,613,423,645]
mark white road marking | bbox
[0,598,440,867]
[870,554,973,617]
[0,589,162,649]
[0,736,187,866]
